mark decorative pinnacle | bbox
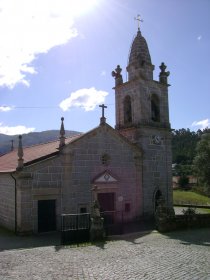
[134,14,143,31]
[17,135,24,170]
[59,117,65,148]
[60,117,65,136]
[159,62,170,84]
[11,139,14,151]
[111,65,123,86]
[18,135,23,159]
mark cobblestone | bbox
[0,229,210,279]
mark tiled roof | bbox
[0,135,81,173]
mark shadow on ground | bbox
[105,220,155,244]
[0,227,60,252]
[0,221,154,252]
[163,228,210,247]
[2,224,208,251]
[0,228,153,252]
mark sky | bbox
[0,0,210,135]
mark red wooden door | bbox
[97,193,115,212]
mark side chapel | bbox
[0,23,173,234]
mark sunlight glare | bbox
[68,0,99,17]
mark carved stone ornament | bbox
[152,135,161,145]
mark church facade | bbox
[0,26,172,234]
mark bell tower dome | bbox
[127,28,155,81]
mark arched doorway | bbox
[154,189,162,214]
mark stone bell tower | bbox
[112,20,173,217]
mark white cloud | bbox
[197,35,202,41]
[0,0,98,89]
[0,123,35,135]
[191,119,210,130]
[0,106,14,112]
[59,87,109,111]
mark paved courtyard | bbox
[0,228,210,280]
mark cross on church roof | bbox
[99,104,107,125]
[134,14,143,30]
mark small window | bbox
[101,153,111,166]
[80,207,87,213]
[151,94,160,122]
[124,95,132,124]
[125,203,131,213]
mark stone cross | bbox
[99,104,107,125]
[134,14,143,30]
[99,104,107,118]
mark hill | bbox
[0,130,81,155]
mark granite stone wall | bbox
[61,125,143,222]
[10,124,143,233]
[0,174,15,231]
[15,157,63,233]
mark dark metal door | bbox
[61,213,90,245]
[38,200,56,232]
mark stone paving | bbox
[0,228,210,279]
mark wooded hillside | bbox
[172,128,210,165]
[0,130,80,155]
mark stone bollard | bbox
[89,200,105,242]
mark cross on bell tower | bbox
[134,14,143,31]
[99,104,107,125]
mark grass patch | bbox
[202,209,210,214]
[173,190,210,205]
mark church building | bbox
[0,24,172,234]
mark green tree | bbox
[172,128,200,164]
[193,133,210,196]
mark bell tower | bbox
[112,21,173,217]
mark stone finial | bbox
[11,139,14,151]
[159,62,170,84]
[17,135,24,170]
[59,117,65,148]
[112,65,123,86]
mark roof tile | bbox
[0,135,80,173]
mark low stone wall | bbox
[156,213,210,232]
[175,214,210,230]
[174,204,210,209]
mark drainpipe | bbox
[10,173,17,235]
